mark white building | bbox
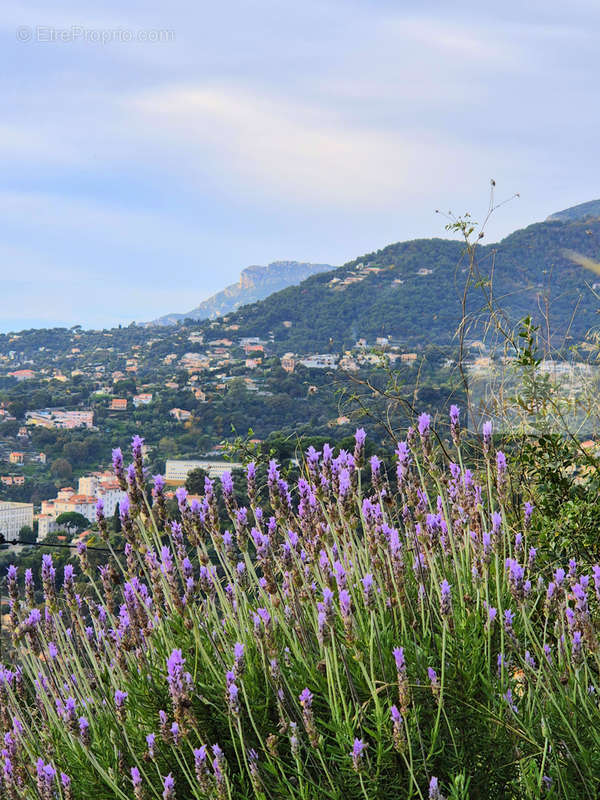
[97,486,127,516]
[133,393,153,407]
[25,409,94,429]
[37,514,62,541]
[298,354,339,369]
[0,501,34,542]
[165,459,243,483]
[36,475,127,541]
[54,494,97,519]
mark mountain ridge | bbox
[196,210,600,354]
[147,260,334,326]
[546,199,600,222]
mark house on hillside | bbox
[133,393,153,407]
[170,408,192,422]
[110,398,128,411]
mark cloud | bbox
[130,83,492,208]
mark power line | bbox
[0,536,123,553]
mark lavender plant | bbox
[2,413,600,799]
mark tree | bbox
[50,458,72,481]
[63,441,89,464]
[185,467,209,495]
[0,419,19,437]
[113,503,122,533]
[55,512,89,534]
[158,437,177,457]
[18,525,36,544]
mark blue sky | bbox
[1,0,599,332]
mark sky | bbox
[1,0,600,332]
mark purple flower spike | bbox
[145,732,155,758]
[393,646,405,673]
[418,413,431,442]
[524,501,534,527]
[429,776,445,800]
[351,738,366,771]
[221,471,234,496]
[112,447,123,471]
[162,772,175,800]
[572,630,583,666]
[482,420,493,454]
[299,688,313,708]
[440,579,452,617]
[449,405,460,443]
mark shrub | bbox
[2,415,600,799]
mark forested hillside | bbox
[220,217,600,353]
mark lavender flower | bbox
[114,690,128,722]
[482,420,493,455]
[61,773,72,800]
[146,733,156,758]
[390,704,404,751]
[299,688,318,746]
[440,579,452,618]
[221,470,234,497]
[131,766,142,796]
[572,630,583,667]
[429,776,446,800]
[418,412,432,457]
[353,427,366,465]
[132,434,144,459]
[351,738,366,772]
[503,688,518,714]
[524,650,536,670]
[393,646,410,712]
[496,451,507,496]
[112,447,125,485]
[248,747,262,791]
[233,642,245,676]
[194,745,211,790]
[166,648,192,723]
[162,773,175,800]
[339,588,353,639]
[506,558,525,602]
[41,553,56,605]
[524,501,534,528]
[299,688,313,708]
[449,404,460,444]
[593,565,600,602]
[418,412,431,438]
[79,716,90,745]
[362,573,375,610]
[428,667,440,698]
[227,682,240,715]
[171,721,180,745]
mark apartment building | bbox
[0,501,34,541]
[165,459,243,484]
